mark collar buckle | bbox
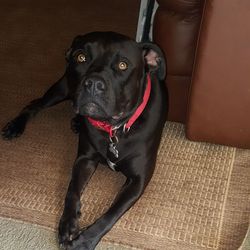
[123,124,130,134]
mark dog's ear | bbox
[65,35,83,61]
[65,48,72,62]
[139,42,166,80]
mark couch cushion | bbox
[186,0,250,148]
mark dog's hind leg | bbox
[2,75,69,140]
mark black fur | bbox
[2,31,168,250]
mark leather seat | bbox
[186,0,250,148]
[153,0,250,148]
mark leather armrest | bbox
[153,0,205,122]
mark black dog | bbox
[2,32,168,250]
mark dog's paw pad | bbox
[71,115,82,134]
[1,118,26,140]
[59,243,67,249]
[58,216,80,247]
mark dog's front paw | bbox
[60,227,100,250]
[1,116,27,140]
[71,115,82,134]
[58,215,80,249]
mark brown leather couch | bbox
[154,0,250,149]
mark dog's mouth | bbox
[74,102,125,123]
[111,112,124,120]
[77,102,106,119]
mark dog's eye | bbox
[118,61,128,71]
[76,53,86,63]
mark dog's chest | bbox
[89,131,125,171]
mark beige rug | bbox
[0,216,135,250]
[0,217,249,250]
[0,111,239,249]
[1,0,249,249]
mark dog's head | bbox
[66,32,166,125]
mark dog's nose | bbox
[84,77,106,95]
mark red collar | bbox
[88,74,151,137]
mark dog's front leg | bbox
[2,75,69,140]
[58,156,98,248]
[67,160,153,250]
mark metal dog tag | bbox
[107,159,116,171]
[109,142,119,158]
